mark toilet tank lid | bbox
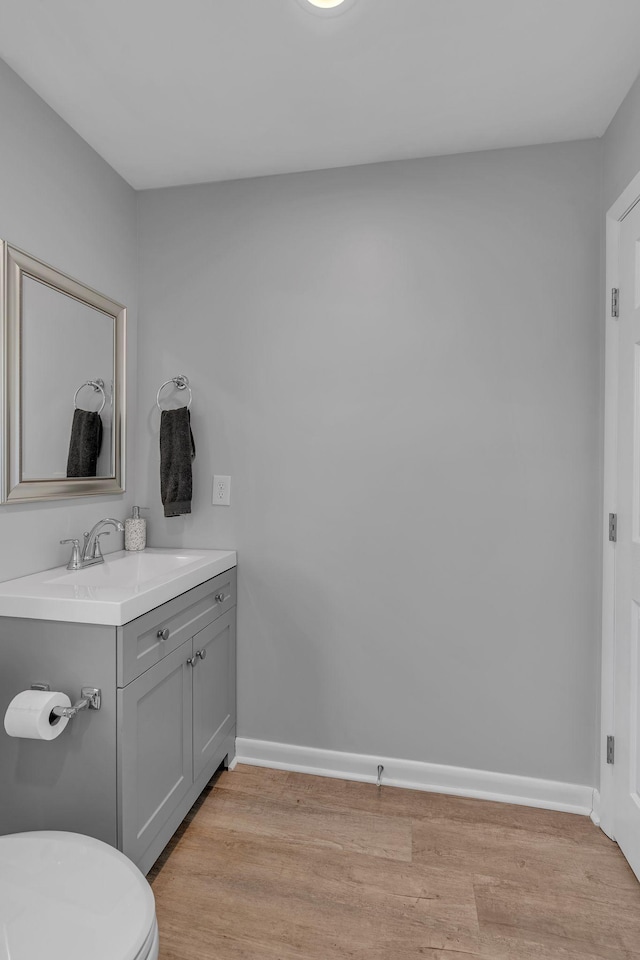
[0,831,156,960]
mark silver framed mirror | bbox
[1,241,126,503]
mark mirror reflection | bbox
[21,277,115,480]
[1,240,125,504]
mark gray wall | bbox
[0,58,137,580]
[137,140,602,786]
[604,69,640,209]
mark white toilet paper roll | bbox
[4,689,72,740]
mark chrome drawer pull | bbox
[196,648,207,660]
[157,628,170,641]
[214,593,226,603]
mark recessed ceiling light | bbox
[298,0,357,16]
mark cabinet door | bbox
[119,638,193,864]
[192,610,236,781]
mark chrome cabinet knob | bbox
[186,656,196,667]
[196,648,207,660]
[215,593,226,603]
[157,628,170,641]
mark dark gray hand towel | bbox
[66,409,103,478]
[160,406,196,517]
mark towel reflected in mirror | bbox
[66,408,103,477]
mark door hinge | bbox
[612,288,619,318]
[607,735,615,764]
[609,513,617,542]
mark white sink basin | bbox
[0,548,237,626]
[45,551,196,589]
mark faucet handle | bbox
[60,539,82,571]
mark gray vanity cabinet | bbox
[118,605,237,871]
[119,639,194,867]
[117,568,237,874]
[0,566,237,877]
[193,610,236,781]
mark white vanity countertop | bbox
[0,548,237,626]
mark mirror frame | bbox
[1,240,126,503]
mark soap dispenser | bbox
[125,506,147,552]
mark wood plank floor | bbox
[149,765,640,960]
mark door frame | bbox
[600,168,640,839]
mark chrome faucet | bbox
[83,518,125,565]
[60,517,125,570]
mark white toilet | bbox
[0,831,159,960]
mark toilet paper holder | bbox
[31,683,101,719]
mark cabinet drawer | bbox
[117,567,236,686]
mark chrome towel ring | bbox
[156,375,192,411]
[74,379,106,415]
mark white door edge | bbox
[601,168,640,840]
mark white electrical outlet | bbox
[213,475,231,505]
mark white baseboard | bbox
[590,789,601,826]
[235,738,595,816]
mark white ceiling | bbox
[0,0,639,190]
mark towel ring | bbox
[74,379,106,415]
[156,375,192,411]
